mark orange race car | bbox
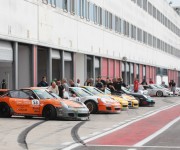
[0,88,90,120]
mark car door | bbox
[21,89,41,115]
[145,86,154,96]
[9,90,33,114]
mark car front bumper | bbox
[56,107,90,120]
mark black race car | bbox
[119,87,155,106]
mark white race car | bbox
[129,84,148,95]
[143,84,173,97]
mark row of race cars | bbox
[0,85,166,121]
[129,84,180,97]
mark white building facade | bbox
[0,0,180,89]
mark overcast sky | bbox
[167,0,180,6]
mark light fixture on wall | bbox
[122,56,127,61]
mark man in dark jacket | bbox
[37,76,48,87]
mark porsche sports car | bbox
[128,84,148,95]
[143,84,173,97]
[82,86,129,110]
[69,87,121,114]
[0,88,90,120]
[105,88,139,109]
[121,87,155,106]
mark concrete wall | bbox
[0,0,180,71]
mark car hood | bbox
[61,99,85,108]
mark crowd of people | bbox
[37,76,177,98]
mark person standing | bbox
[134,78,139,93]
[1,79,7,89]
[114,78,122,92]
[77,79,81,87]
[37,76,48,87]
[56,80,65,98]
[69,79,78,87]
[48,81,59,95]
[171,80,176,96]
[149,78,154,84]
[141,78,148,85]
[62,78,69,92]
[95,76,104,91]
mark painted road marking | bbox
[134,116,180,146]
[87,105,180,145]
[62,102,180,150]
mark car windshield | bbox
[149,85,157,89]
[105,88,111,94]
[71,88,93,97]
[84,86,102,95]
[121,87,131,94]
[33,89,54,99]
[154,85,164,89]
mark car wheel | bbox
[43,105,57,120]
[156,91,163,97]
[85,101,98,114]
[0,102,11,118]
[24,116,33,119]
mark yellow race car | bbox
[105,88,139,108]
[82,86,129,110]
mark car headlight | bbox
[60,101,73,108]
[98,98,114,104]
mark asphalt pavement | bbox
[0,96,179,150]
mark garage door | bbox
[0,40,13,62]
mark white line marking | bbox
[134,116,180,146]
[62,102,180,150]
[86,144,180,149]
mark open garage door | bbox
[0,40,13,88]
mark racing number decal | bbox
[32,99,40,105]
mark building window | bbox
[105,10,109,28]
[63,0,68,12]
[115,16,119,32]
[142,0,147,11]
[148,34,152,46]
[143,31,147,44]
[70,0,75,14]
[123,20,126,35]
[148,2,152,15]
[153,36,157,48]
[109,12,112,30]
[79,0,85,18]
[126,22,129,37]
[94,4,98,24]
[153,6,157,18]
[137,0,142,8]
[98,7,102,25]
[137,28,142,42]
[86,1,90,20]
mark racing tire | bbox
[0,102,11,118]
[42,105,57,120]
[24,116,33,119]
[156,91,163,97]
[85,101,98,114]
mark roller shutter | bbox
[0,40,13,62]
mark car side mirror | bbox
[29,96,34,100]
